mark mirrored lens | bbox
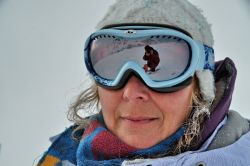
[90,35,191,81]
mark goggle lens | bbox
[89,35,191,82]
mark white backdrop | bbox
[0,0,249,165]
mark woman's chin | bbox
[122,135,159,149]
[115,118,166,149]
[117,130,162,149]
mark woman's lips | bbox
[121,116,158,124]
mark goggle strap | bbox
[203,45,215,70]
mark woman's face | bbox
[98,76,194,149]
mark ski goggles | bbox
[84,26,214,92]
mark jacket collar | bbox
[199,57,237,147]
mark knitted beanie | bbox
[96,0,215,102]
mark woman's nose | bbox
[122,76,150,102]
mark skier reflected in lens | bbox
[143,45,160,73]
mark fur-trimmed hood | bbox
[199,58,237,146]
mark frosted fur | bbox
[196,70,215,102]
[96,0,214,47]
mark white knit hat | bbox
[96,0,215,102]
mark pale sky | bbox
[0,0,249,165]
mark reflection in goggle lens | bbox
[90,35,191,81]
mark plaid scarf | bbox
[76,115,185,166]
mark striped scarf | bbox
[76,115,185,166]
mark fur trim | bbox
[96,0,214,47]
[196,70,215,102]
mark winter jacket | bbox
[37,58,250,166]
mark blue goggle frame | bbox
[84,26,214,92]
